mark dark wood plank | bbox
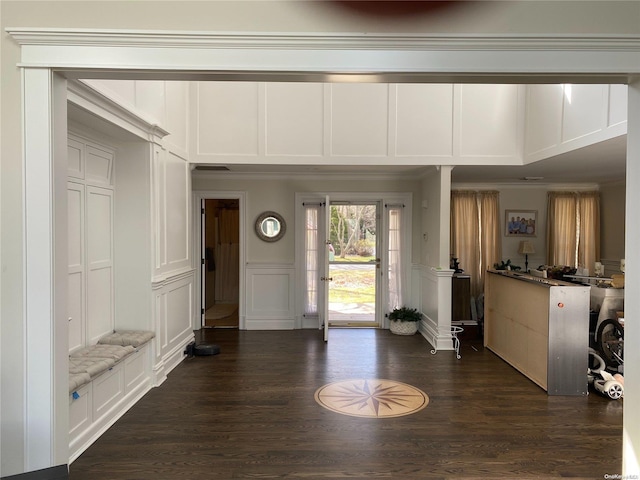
[69,329,622,479]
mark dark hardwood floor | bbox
[69,329,623,479]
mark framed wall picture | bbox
[505,210,537,237]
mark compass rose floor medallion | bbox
[314,379,429,418]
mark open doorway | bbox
[202,198,240,328]
[328,202,379,326]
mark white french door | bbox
[301,193,410,343]
[322,195,330,341]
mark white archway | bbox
[8,29,640,475]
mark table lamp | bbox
[518,240,535,272]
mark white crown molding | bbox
[6,28,640,81]
[7,28,640,51]
[67,79,169,142]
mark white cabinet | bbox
[67,135,115,353]
[68,344,152,463]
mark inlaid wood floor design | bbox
[69,329,623,480]
[315,379,429,418]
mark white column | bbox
[22,68,68,470]
[438,166,453,269]
[624,79,640,477]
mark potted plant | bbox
[388,306,422,335]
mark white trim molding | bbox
[6,29,640,83]
[67,80,169,143]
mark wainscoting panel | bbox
[153,147,191,277]
[329,83,389,157]
[191,81,526,165]
[265,82,324,156]
[459,84,521,159]
[196,82,260,156]
[165,152,190,269]
[395,84,454,158]
[245,264,295,329]
[152,270,196,382]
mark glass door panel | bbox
[327,203,379,327]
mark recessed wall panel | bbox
[87,267,113,344]
[460,84,519,157]
[165,81,189,152]
[608,84,628,127]
[85,145,113,185]
[67,184,84,268]
[165,153,189,266]
[197,82,259,155]
[87,187,113,266]
[395,84,453,157]
[251,274,289,311]
[166,281,192,344]
[68,272,84,353]
[562,84,606,142]
[135,80,166,125]
[68,139,84,179]
[525,84,563,156]
[265,83,323,156]
[330,83,388,156]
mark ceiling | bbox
[451,135,627,185]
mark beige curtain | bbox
[547,192,578,266]
[478,191,501,293]
[578,192,601,274]
[451,191,500,297]
[547,191,600,272]
[387,206,403,311]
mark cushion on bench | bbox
[70,344,135,362]
[69,356,115,378]
[69,372,91,393]
[98,330,155,348]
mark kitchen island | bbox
[484,270,590,396]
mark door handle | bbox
[321,276,333,282]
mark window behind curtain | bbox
[451,190,501,297]
[303,205,320,317]
[387,205,403,311]
[547,191,600,272]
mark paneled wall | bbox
[72,80,195,385]
[82,79,189,158]
[152,147,192,277]
[67,133,115,353]
[245,264,295,329]
[192,82,524,166]
[525,84,627,162]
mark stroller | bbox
[588,317,624,399]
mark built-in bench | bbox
[68,330,155,463]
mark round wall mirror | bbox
[255,211,286,242]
